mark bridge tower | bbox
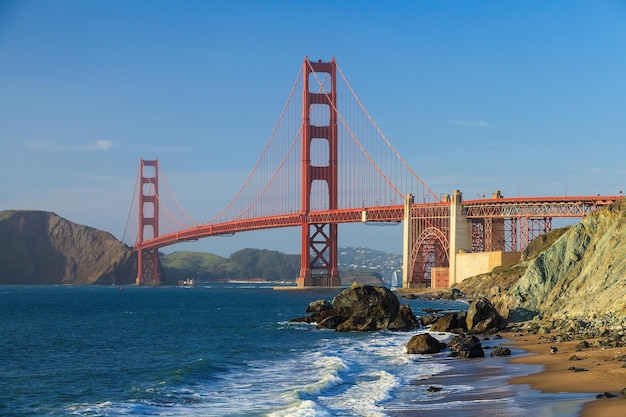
[136,158,160,285]
[298,57,341,287]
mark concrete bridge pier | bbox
[448,190,472,286]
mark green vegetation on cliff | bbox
[160,248,388,285]
[455,199,626,321]
[160,248,300,283]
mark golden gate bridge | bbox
[124,57,622,288]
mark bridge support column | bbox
[297,57,341,287]
[449,190,472,286]
[136,159,160,285]
[402,194,414,288]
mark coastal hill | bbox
[159,249,300,283]
[0,210,136,285]
[0,209,390,285]
[160,248,387,285]
[454,198,626,322]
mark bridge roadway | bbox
[133,195,621,252]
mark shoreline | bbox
[501,331,626,416]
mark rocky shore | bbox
[294,282,626,415]
[425,293,626,415]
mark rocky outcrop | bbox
[430,312,467,333]
[425,297,506,334]
[406,333,446,354]
[465,297,507,333]
[490,346,511,357]
[454,199,626,322]
[447,334,485,359]
[0,210,136,285]
[290,283,419,331]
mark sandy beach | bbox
[502,332,626,416]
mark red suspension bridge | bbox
[126,57,622,288]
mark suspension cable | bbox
[336,63,440,202]
[209,64,304,224]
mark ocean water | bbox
[0,285,591,417]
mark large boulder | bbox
[447,334,485,359]
[332,284,399,323]
[430,312,468,333]
[388,304,421,331]
[466,297,507,334]
[406,333,446,354]
[290,283,420,332]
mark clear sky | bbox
[1,0,625,256]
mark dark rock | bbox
[568,355,584,361]
[406,333,446,354]
[621,387,626,399]
[595,392,617,399]
[306,299,333,313]
[388,304,421,331]
[288,315,316,324]
[430,312,467,333]
[290,283,420,332]
[427,386,442,392]
[419,315,438,326]
[317,314,347,330]
[332,283,400,331]
[337,316,377,332]
[575,340,590,351]
[448,334,485,359]
[447,288,465,300]
[465,297,507,334]
[490,347,512,357]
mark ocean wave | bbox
[267,399,332,417]
[318,369,399,417]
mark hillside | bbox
[160,246,396,285]
[0,210,136,285]
[159,248,300,283]
[0,209,401,286]
[455,199,626,321]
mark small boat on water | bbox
[177,278,196,287]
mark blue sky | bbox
[1,0,625,256]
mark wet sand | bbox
[502,332,626,416]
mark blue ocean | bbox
[1,285,591,416]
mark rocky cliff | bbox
[0,210,136,285]
[455,199,626,321]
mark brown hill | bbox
[0,210,136,285]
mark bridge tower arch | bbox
[136,158,160,285]
[298,57,341,287]
[402,194,451,287]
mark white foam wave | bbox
[66,327,459,416]
[294,354,347,396]
[319,369,398,417]
[267,399,332,417]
